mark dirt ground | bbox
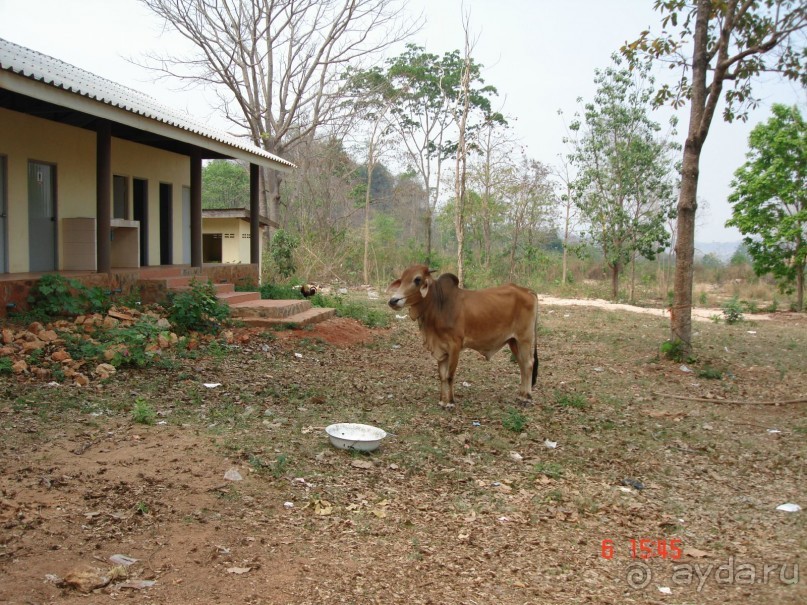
[1,306,805,604]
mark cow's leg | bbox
[437,346,460,404]
[509,338,534,401]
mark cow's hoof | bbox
[517,395,533,407]
[438,401,456,410]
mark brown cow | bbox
[388,265,538,404]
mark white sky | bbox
[1,0,804,243]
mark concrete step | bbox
[237,307,337,328]
[217,290,262,305]
[228,298,312,319]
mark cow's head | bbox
[387,265,436,309]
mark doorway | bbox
[28,161,57,272]
[133,179,148,266]
[0,156,7,273]
[159,183,172,265]
[203,233,222,263]
[182,186,191,264]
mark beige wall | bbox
[202,217,246,264]
[111,138,189,266]
[0,107,190,272]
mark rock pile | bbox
[0,307,179,386]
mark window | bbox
[113,175,128,219]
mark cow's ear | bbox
[387,279,401,293]
[419,273,431,298]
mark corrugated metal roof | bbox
[0,37,294,170]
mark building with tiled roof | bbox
[0,36,292,277]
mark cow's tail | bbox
[531,341,539,387]
[531,298,539,388]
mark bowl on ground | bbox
[325,423,387,452]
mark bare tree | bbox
[453,12,474,286]
[552,159,579,287]
[505,156,554,282]
[139,0,418,226]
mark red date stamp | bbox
[601,538,683,560]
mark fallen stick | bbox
[653,392,807,406]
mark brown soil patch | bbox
[273,317,380,347]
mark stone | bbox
[95,363,117,379]
[51,350,72,362]
[12,360,27,374]
[27,321,45,334]
[22,339,45,353]
[38,330,59,342]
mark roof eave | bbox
[0,71,294,172]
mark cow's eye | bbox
[414,276,422,286]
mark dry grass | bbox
[1,303,805,604]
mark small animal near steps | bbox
[388,265,539,405]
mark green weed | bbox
[555,391,587,410]
[132,397,156,425]
[502,407,527,432]
[722,297,744,324]
[167,279,230,334]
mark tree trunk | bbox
[797,264,805,312]
[562,196,572,285]
[363,160,374,285]
[424,208,433,266]
[611,263,620,300]
[671,140,701,350]
[630,251,637,303]
[262,167,283,233]
[562,246,569,286]
[670,0,712,355]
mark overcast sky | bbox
[1,0,804,243]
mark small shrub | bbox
[310,293,390,328]
[134,501,150,515]
[260,283,304,300]
[132,397,156,425]
[27,274,111,317]
[698,291,708,306]
[697,366,723,380]
[272,454,289,478]
[270,230,300,279]
[722,297,744,325]
[168,279,230,334]
[555,391,587,410]
[741,299,759,314]
[502,408,527,432]
[660,339,685,362]
[0,357,12,375]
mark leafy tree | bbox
[729,244,751,267]
[623,0,806,352]
[355,44,504,264]
[700,251,724,270]
[202,160,249,209]
[569,57,678,300]
[726,104,806,310]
